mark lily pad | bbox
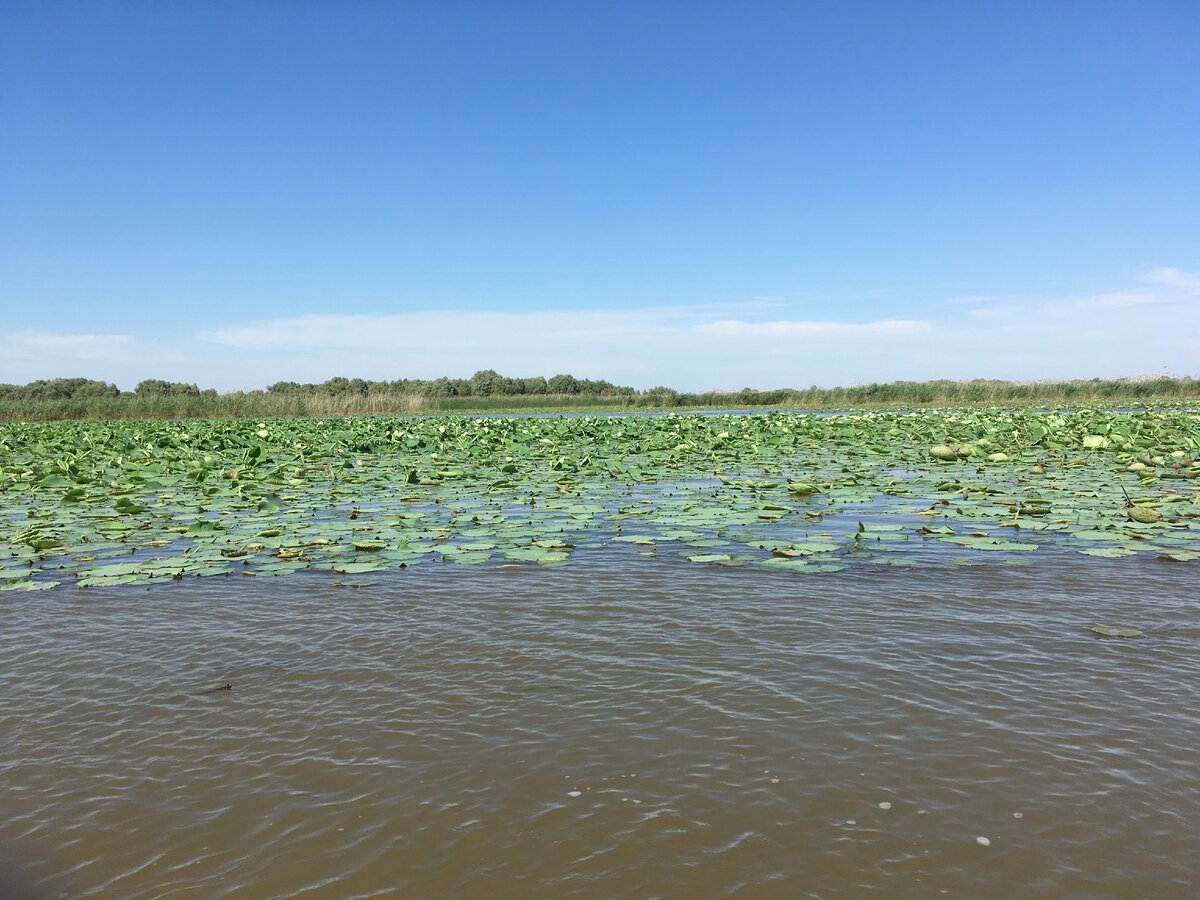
[1127,506,1163,524]
[1089,625,1143,638]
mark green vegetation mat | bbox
[2,409,1198,591]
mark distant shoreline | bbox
[3,375,1200,421]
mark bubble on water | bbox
[878,802,892,810]
[567,790,581,798]
[770,777,780,784]
[976,836,991,846]
[1013,812,1023,819]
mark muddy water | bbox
[2,557,1198,898]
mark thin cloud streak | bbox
[1074,291,1158,310]
[0,331,184,385]
[696,319,931,338]
[4,268,1199,390]
[199,309,684,351]
[198,308,927,351]
[1143,267,1200,292]
[1,331,137,362]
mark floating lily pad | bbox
[1089,625,1143,638]
[0,579,60,592]
[331,560,388,574]
[686,553,732,563]
[1127,506,1163,524]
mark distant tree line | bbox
[0,378,123,401]
[3,374,1199,411]
[0,377,214,400]
[0,371,638,401]
[263,370,638,398]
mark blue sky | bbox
[2,1,1197,390]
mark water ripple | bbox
[2,557,1199,896]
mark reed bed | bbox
[2,377,1198,421]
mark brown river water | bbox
[2,555,1198,898]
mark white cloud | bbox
[4,266,1199,391]
[200,310,931,355]
[964,306,1015,322]
[0,331,186,386]
[189,308,946,389]
[199,308,681,351]
[0,330,138,362]
[946,293,1023,307]
[1075,291,1158,310]
[938,271,1200,379]
[694,318,931,339]
[1142,267,1200,292]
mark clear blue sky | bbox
[2,1,1197,390]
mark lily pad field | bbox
[3,407,1198,590]
[6,406,1200,897]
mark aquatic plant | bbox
[4,376,1200,421]
[1,408,1197,590]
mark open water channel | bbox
[2,553,1198,898]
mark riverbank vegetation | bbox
[2,373,1199,421]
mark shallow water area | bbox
[3,556,1199,898]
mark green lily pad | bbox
[1078,547,1136,558]
[0,579,60,592]
[331,560,387,574]
[1089,625,1143,638]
